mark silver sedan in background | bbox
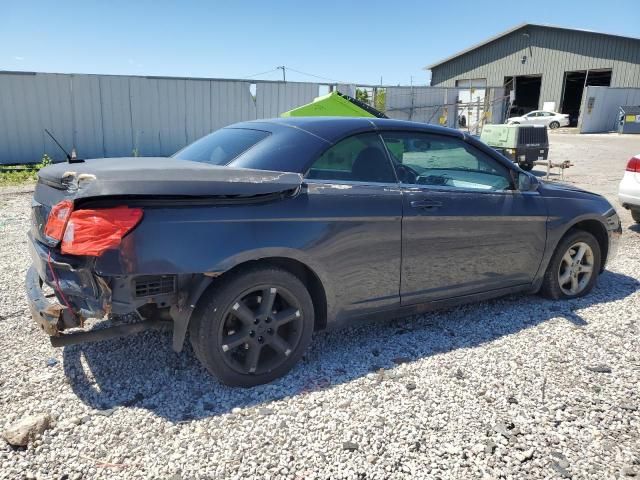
[507,110,570,129]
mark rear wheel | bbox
[190,266,314,387]
[540,229,601,299]
[631,209,640,224]
[549,121,560,129]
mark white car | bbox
[507,110,570,129]
[619,154,640,224]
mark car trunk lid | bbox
[31,157,303,245]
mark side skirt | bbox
[325,283,534,331]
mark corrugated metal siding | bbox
[71,75,104,159]
[579,86,640,133]
[256,82,318,119]
[185,80,212,144]
[99,75,133,158]
[430,26,640,109]
[386,87,449,124]
[0,73,76,163]
[0,73,319,164]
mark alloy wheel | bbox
[557,241,594,295]
[217,285,303,375]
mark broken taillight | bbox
[44,200,74,241]
[61,207,143,256]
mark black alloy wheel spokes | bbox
[218,286,303,375]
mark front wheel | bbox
[549,121,560,129]
[540,230,601,299]
[189,266,314,387]
[631,209,640,224]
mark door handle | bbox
[410,200,443,210]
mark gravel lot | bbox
[1,134,639,479]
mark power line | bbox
[244,65,426,88]
[284,66,347,84]
[240,68,279,79]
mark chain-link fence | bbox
[339,84,510,135]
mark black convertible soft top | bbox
[35,118,468,201]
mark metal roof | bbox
[424,23,640,70]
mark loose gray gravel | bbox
[1,134,639,479]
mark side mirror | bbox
[518,172,539,192]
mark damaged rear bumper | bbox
[26,266,73,336]
[25,233,110,336]
[25,233,206,351]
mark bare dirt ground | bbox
[545,132,639,222]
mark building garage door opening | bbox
[504,75,542,117]
[561,69,612,126]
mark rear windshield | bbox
[173,128,269,165]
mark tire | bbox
[189,266,314,387]
[540,229,601,300]
[549,121,560,129]
[631,209,640,224]
[519,161,534,171]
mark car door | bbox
[303,132,403,319]
[541,112,559,127]
[380,131,548,304]
[525,112,541,125]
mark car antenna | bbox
[44,129,84,163]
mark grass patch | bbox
[0,155,52,186]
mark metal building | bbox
[426,23,640,124]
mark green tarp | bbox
[281,91,387,118]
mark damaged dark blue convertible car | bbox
[26,117,621,386]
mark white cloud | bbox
[14,56,24,61]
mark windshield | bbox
[173,128,269,165]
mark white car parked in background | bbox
[619,154,640,224]
[507,110,570,129]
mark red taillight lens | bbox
[44,200,74,241]
[626,156,640,172]
[61,207,143,256]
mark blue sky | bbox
[2,0,639,86]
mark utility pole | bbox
[277,65,286,82]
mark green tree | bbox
[375,89,386,113]
[355,88,369,104]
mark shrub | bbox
[0,154,53,186]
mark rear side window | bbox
[173,128,269,165]
[306,133,396,183]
